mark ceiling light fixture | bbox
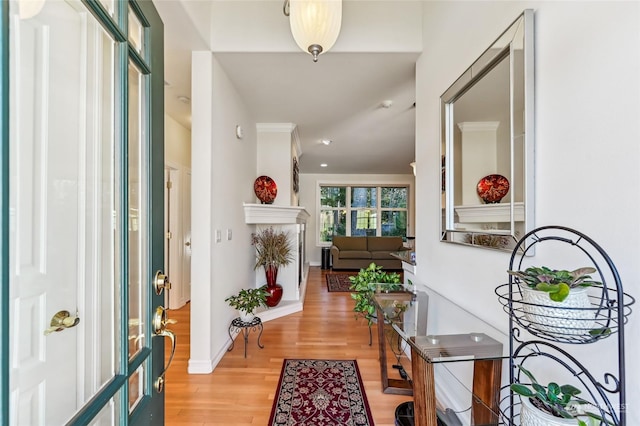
[283,0,342,63]
[320,163,328,168]
[381,100,393,109]
[19,0,46,19]
[321,139,332,145]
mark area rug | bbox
[325,273,355,292]
[269,359,374,426]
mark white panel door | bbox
[9,0,116,424]
[6,0,167,422]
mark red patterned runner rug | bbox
[325,273,356,292]
[268,359,375,426]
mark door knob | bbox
[185,241,191,247]
[153,306,176,393]
[44,310,80,335]
[154,270,171,295]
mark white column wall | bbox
[189,51,259,373]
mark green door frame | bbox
[0,0,165,423]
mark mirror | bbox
[440,10,534,252]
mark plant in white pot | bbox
[507,266,600,335]
[511,366,606,426]
[225,287,269,322]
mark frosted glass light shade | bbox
[19,0,46,19]
[289,0,342,62]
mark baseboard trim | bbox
[187,358,215,374]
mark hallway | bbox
[165,266,412,425]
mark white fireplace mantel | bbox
[243,203,310,224]
[243,203,310,321]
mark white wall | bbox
[256,124,296,206]
[189,52,258,373]
[416,1,640,422]
[165,114,191,168]
[299,173,415,265]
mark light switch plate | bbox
[216,230,222,243]
[227,229,232,240]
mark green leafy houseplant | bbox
[225,288,269,320]
[349,262,402,325]
[511,365,608,426]
[251,227,293,270]
[507,266,600,302]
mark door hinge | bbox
[166,180,172,189]
[166,232,172,239]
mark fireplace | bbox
[244,203,309,301]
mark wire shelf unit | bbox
[497,225,634,425]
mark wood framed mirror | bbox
[440,10,534,252]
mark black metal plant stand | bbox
[227,316,264,358]
[495,226,635,425]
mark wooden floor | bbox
[164,266,413,425]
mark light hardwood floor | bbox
[164,266,413,425]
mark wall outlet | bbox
[216,229,221,243]
[227,229,232,240]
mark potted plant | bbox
[349,262,402,326]
[251,227,293,307]
[507,266,599,335]
[225,287,269,322]
[507,266,599,302]
[511,365,606,426]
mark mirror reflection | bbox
[440,10,534,252]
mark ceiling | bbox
[158,1,418,175]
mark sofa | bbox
[330,236,408,270]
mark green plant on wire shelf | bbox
[511,365,610,425]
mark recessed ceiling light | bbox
[381,99,393,108]
[321,139,332,145]
[320,163,328,168]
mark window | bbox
[319,186,346,242]
[319,185,408,244]
[381,187,407,237]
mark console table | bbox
[373,285,508,425]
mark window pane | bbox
[351,187,376,208]
[320,186,346,208]
[320,210,346,242]
[381,187,407,208]
[382,211,407,237]
[351,210,377,236]
[97,0,116,18]
[128,62,148,358]
[128,365,145,412]
[128,6,144,55]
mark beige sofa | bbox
[330,236,408,270]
